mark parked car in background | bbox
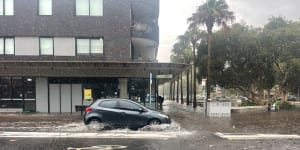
[288,95,298,101]
[83,99,171,130]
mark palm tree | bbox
[171,29,205,107]
[188,0,235,112]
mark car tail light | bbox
[85,107,93,113]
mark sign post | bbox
[149,72,152,108]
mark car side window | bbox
[119,101,140,111]
[99,100,117,109]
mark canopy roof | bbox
[0,61,190,79]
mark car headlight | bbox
[158,114,169,118]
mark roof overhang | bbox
[0,61,190,79]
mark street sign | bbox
[156,74,173,79]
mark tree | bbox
[171,32,193,64]
[188,0,235,105]
[171,29,205,106]
[261,17,300,101]
[196,23,276,103]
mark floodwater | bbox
[1,101,300,150]
[163,101,300,135]
[0,114,194,140]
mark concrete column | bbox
[118,78,128,98]
[36,78,48,113]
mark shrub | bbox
[241,100,257,106]
[280,101,294,110]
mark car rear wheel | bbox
[148,119,161,125]
[87,118,105,131]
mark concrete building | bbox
[0,0,187,113]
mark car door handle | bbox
[120,112,126,115]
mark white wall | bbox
[61,84,71,113]
[15,37,39,56]
[50,84,60,113]
[54,37,75,56]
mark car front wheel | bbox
[87,118,105,131]
[148,119,161,125]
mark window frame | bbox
[76,37,103,56]
[75,0,103,16]
[39,37,54,56]
[0,0,14,16]
[0,77,36,100]
[76,37,90,55]
[119,101,141,111]
[38,0,53,16]
[0,37,15,55]
[99,100,117,109]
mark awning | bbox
[0,61,190,78]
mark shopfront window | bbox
[11,77,23,99]
[23,77,35,99]
[0,77,36,100]
[0,77,11,99]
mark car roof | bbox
[96,98,130,102]
[95,98,148,109]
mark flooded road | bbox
[1,101,300,150]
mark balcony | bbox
[131,23,159,43]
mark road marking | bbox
[0,131,192,140]
[67,145,127,150]
[215,132,300,140]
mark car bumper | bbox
[161,117,172,124]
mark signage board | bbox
[84,89,92,101]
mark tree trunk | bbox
[169,81,172,100]
[257,90,264,105]
[281,86,288,102]
[173,80,176,101]
[176,77,179,103]
[206,31,212,113]
[192,41,197,108]
[187,70,190,105]
[180,73,184,104]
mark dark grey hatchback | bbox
[83,99,171,130]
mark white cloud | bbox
[158,0,204,62]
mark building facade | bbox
[0,0,187,113]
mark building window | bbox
[0,37,15,55]
[23,77,35,99]
[40,37,54,55]
[77,38,103,55]
[11,77,23,100]
[0,77,36,100]
[0,77,11,99]
[0,0,14,16]
[76,0,103,16]
[39,0,52,15]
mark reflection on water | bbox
[163,100,300,135]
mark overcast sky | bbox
[158,0,300,62]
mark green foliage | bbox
[280,101,295,110]
[196,23,276,96]
[261,17,300,97]
[170,29,204,63]
[187,0,235,32]
[240,100,257,106]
